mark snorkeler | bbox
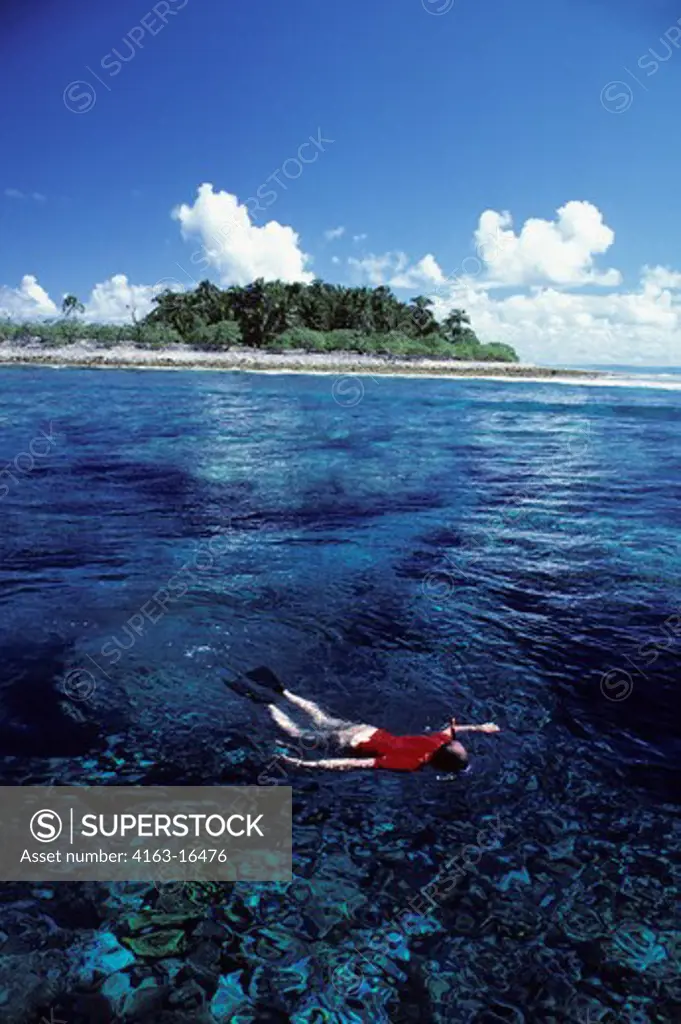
[226,667,500,773]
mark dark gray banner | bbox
[0,786,292,881]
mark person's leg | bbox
[282,689,349,730]
[276,691,377,753]
[337,724,378,748]
[268,703,305,739]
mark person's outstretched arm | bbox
[452,721,500,734]
[280,755,377,771]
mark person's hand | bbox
[480,722,500,733]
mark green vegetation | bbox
[0,279,519,361]
[0,317,181,350]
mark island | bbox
[0,278,603,380]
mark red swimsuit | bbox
[353,728,451,771]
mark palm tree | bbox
[371,286,401,333]
[407,296,437,337]
[59,294,85,345]
[349,286,374,333]
[190,280,229,324]
[138,276,497,357]
[300,279,335,331]
[442,308,472,343]
[148,289,198,337]
[61,294,84,318]
[228,279,295,347]
[125,301,143,345]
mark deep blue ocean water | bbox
[0,366,679,1023]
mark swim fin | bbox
[244,666,285,694]
[224,675,274,705]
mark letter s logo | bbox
[600,81,634,114]
[63,81,97,114]
[30,809,63,842]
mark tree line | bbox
[0,278,518,361]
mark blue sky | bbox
[1,0,681,363]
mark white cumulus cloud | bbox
[475,201,621,288]
[0,275,58,318]
[2,197,679,365]
[0,273,174,325]
[429,268,681,365]
[348,251,408,286]
[391,254,445,290]
[84,274,167,323]
[349,251,445,290]
[641,265,681,294]
[347,202,681,365]
[324,226,345,241]
[172,183,313,286]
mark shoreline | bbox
[0,344,603,381]
[2,345,678,388]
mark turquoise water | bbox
[0,366,679,1022]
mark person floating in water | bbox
[227,667,500,773]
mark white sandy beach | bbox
[3,341,680,388]
[0,341,604,381]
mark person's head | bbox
[431,740,469,773]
